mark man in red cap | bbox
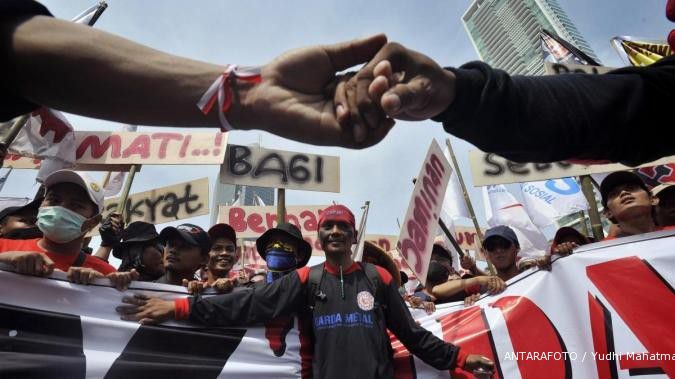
[117,204,494,378]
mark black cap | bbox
[208,223,237,248]
[600,171,650,207]
[113,222,160,259]
[427,260,450,286]
[399,271,409,285]
[431,243,452,262]
[483,225,519,248]
[159,223,211,255]
[256,222,312,268]
[0,198,40,223]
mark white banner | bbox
[0,230,673,378]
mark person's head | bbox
[39,170,104,244]
[256,222,312,282]
[601,171,656,226]
[431,239,454,272]
[426,260,450,289]
[116,222,163,280]
[551,227,590,247]
[207,223,238,278]
[363,240,402,287]
[159,223,211,279]
[482,226,520,271]
[317,204,356,257]
[0,200,40,239]
[653,184,675,226]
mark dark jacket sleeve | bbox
[0,0,53,121]
[188,271,305,326]
[433,56,675,166]
[383,280,461,370]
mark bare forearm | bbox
[431,277,480,299]
[4,16,251,127]
[94,246,112,261]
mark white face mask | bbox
[37,206,88,243]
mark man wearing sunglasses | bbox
[482,225,521,282]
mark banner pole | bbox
[580,175,604,241]
[352,201,370,261]
[445,139,495,274]
[115,164,139,218]
[276,188,286,223]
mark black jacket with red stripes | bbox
[176,262,466,378]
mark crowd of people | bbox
[1,0,675,377]
[0,166,673,376]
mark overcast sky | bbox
[3,0,673,243]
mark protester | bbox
[94,212,124,262]
[482,225,521,282]
[550,226,591,256]
[600,171,674,239]
[0,199,41,239]
[1,1,391,151]
[0,169,136,289]
[117,204,494,377]
[419,259,506,305]
[184,223,239,294]
[255,222,312,284]
[107,221,164,282]
[654,183,675,226]
[337,38,675,165]
[153,223,211,286]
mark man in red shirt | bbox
[0,169,136,289]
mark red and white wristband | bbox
[197,65,262,131]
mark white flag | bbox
[352,203,370,262]
[441,147,470,220]
[483,185,548,261]
[520,178,588,228]
[254,194,266,206]
[8,109,76,182]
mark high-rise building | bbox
[463,0,598,75]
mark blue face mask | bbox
[265,249,297,283]
[37,206,88,243]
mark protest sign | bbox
[397,140,452,285]
[220,144,340,192]
[1,153,135,172]
[103,177,209,225]
[469,150,675,186]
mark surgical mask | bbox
[37,206,88,243]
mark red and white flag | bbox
[7,108,76,182]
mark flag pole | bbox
[352,201,370,261]
[115,164,139,218]
[579,175,604,241]
[276,188,286,223]
[444,139,495,274]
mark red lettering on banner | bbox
[151,133,183,158]
[439,306,498,378]
[492,296,570,378]
[412,197,430,235]
[266,213,277,229]
[285,214,300,229]
[179,135,191,158]
[300,210,318,231]
[76,135,121,159]
[588,294,616,379]
[429,153,445,177]
[121,134,150,159]
[228,207,247,232]
[248,213,264,233]
[586,256,675,377]
[378,238,391,252]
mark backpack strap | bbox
[71,250,87,268]
[306,264,326,312]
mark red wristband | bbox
[174,297,190,320]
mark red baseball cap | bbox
[318,204,356,230]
